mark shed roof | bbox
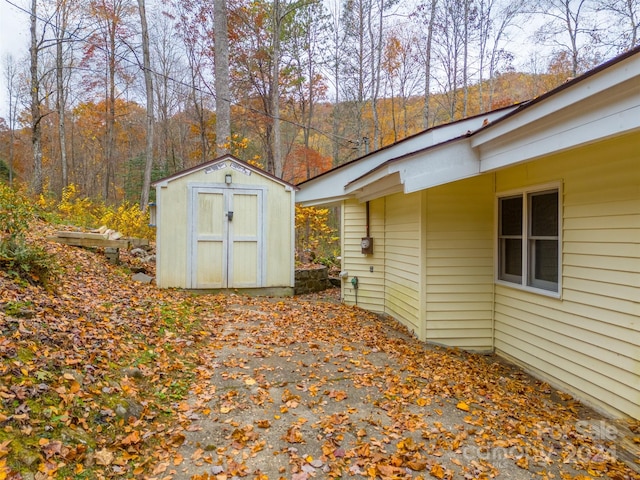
[152,154,298,190]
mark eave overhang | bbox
[295,106,518,206]
[472,53,640,172]
[344,138,481,203]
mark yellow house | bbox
[297,47,640,421]
[152,154,297,295]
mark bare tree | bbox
[532,0,597,76]
[53,0,82,192]
[138,0,154,209]
[595,0,639,50]
[477,0,524,111]
[289,0,331,176]
[84,0,138,201]
[431,0,469,121]
[382,26,423,139]
[30,0,44,195]
[415,0,438,129]
[151,12,183,173]
[214,0,231,155]
[326,0,350,164]
[2,55,20,187]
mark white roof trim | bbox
[152,154,297,190]
[477,77,640,172]
[345,140,481,200]
[295,108,516,205]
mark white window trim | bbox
[495,182,562,298]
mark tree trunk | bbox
[30,0,43,195]
[56,3,69,191]
[214,0,231,155]
[271,0,283,178]
[462,0,469,117]
[138,0,155,210]
[3,56,18,187]
[422,0,437,129]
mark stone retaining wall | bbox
[295,266,332,295]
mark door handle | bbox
[226,211,234,221]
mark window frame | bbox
[495,183,562,298]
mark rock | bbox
[130,248,147,257]
[121,367,144,379]
[18,450,40,467]
[115,399,144,420]
[294,266,332,294]
[132,272,154,284]
[115,405,128,418]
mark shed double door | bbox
[189,187,264,289]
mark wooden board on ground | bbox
[48,231,149,249]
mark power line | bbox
[1,0,358,149]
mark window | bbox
[498,188,559,293]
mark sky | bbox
[0,0,30,119]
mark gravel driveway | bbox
[169,290,637,480]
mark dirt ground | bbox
[168,289,638,480]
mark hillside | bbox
[0,221,223,478]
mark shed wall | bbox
[156,162,294,289]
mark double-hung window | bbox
[498,187,560,294]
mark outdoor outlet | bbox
[370,266,374,272]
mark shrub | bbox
[295,205,340,265]
[0,184,58,287]
[38,184,154,240]
[98,202,153,239]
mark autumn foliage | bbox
[37,184,154,240]
[295,205,339,265]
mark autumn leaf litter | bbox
[0,226,638,479]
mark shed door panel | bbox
[190,187,263,289]
[228,192,261,287]
[194,190,226,288]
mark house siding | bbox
[494,132,640,419]
[341,198,386,311]
[384,193,422,335]
[425,175,495,351]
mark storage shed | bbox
[152,154,297,294]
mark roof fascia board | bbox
[295,108,516,205]
[472,53,640,148]
[296,195,349,208]
[479,77,640,172]
[345,165,397,194]
[351,172,403,203]
[402,140,480,193]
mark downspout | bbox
[365,201,370,237]
[491,172,497,353]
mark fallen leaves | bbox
[0,222,638,480]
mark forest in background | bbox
[0,0,638,205]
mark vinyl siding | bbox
[425,175,495,351]
[341,198,386,311]
[494,132,640,419]
[384,193,422,335]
